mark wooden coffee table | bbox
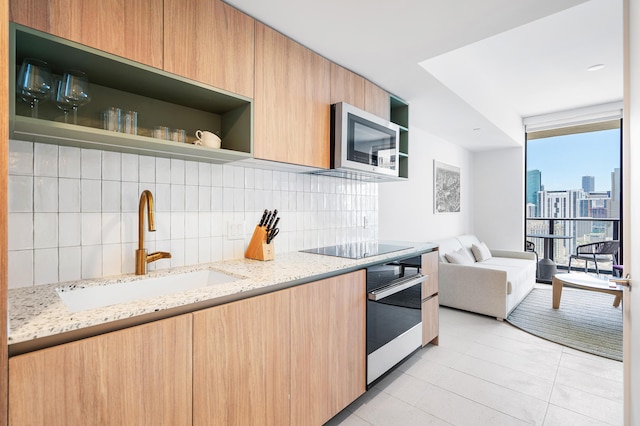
[552,273,624,309]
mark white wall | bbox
[379,126,474,242]
[473,147,525,250]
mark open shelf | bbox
[390,94,409,179]
[10,24,253,163]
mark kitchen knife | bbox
[266,209,278,230]
[269,217,280,233]
[258,209,268,226]
[263,210,273,228]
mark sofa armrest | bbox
[490,249,536,261]
[438,263,510,319]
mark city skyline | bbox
[527,128,620,192]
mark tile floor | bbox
[327,306,624,426]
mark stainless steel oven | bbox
[367,255,424,385]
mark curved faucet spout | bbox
[136,190,171,275]
[138,190,155,251]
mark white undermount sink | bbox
[56,269,241,313]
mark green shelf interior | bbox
[11,24,253,162]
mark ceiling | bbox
[225,0,623,151]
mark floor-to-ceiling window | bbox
[525,119,622,274]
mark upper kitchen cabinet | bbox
[164,0,254,99]
[364,80,390,121]
[254,23,331,169]
[330,62,365,110]
[9,0,163,69]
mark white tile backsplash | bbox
[102,181,121,212]
[121,153,139,182]
[59,246,81,282]
[8,175,33,213]
[34,213,58,249]
[9,140,34,175]
[102,151,121,181]
[34,143,59,177]
[8,141,379,287]
[81,179,101,212]
[81,149,102,179]
[59,213,81,247]
[59,178,80,213]
[9,213,33,251]
[34,177,58,212]
[170,159,185,185]
[139,156,155,183]
[8,250,33,288]
[59,146,81,178]
[34,248,58,285]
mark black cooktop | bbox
[300,242,412,260]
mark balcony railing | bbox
[526,217,621,275]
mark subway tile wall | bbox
[7,140,379,289]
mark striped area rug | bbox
[506,287,623,361]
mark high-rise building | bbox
[526,170,542,216]
[610,168,621,218]
[538,189,584,219]
[582,175,595,192]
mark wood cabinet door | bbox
[330,62,365,109]
[193,290,291,426]
[422,295,440,346]
[8,315,193,425]
[422,250,439,298]
[290,270,366,425]
[164,0,254,98]
[364,80,390,120]
[10,0,163,69]
[255,23,331,168]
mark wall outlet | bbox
[227,221,244,240]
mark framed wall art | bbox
[434,160,460,213]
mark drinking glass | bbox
[55,78,73,123]
[16,58,52,118]
[61,70,91,124]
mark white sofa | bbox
[435,234,536,320]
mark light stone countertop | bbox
[8,243,437,349]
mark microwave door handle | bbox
[368,274,428,301]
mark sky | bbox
[526,128,620,192]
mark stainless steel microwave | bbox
[331,102,400,180]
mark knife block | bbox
[245,225,275,261]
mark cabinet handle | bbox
[368,274,428,301]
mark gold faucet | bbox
[136,190,171,275]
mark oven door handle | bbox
[368,274,427,301]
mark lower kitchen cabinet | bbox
[8,315,193,425]
[290,270,367,425]
[421,250,440,346]
[192,289,291,425]
[8,271,367,425]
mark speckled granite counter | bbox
[8,243,437,351]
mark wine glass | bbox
[54,78,73,123]
[16,58,52,118]
[61,70,91,124]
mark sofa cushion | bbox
[445,248,475,265]
[456,234,483,261]
[436,238,466,263]
[471,242,492,262]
